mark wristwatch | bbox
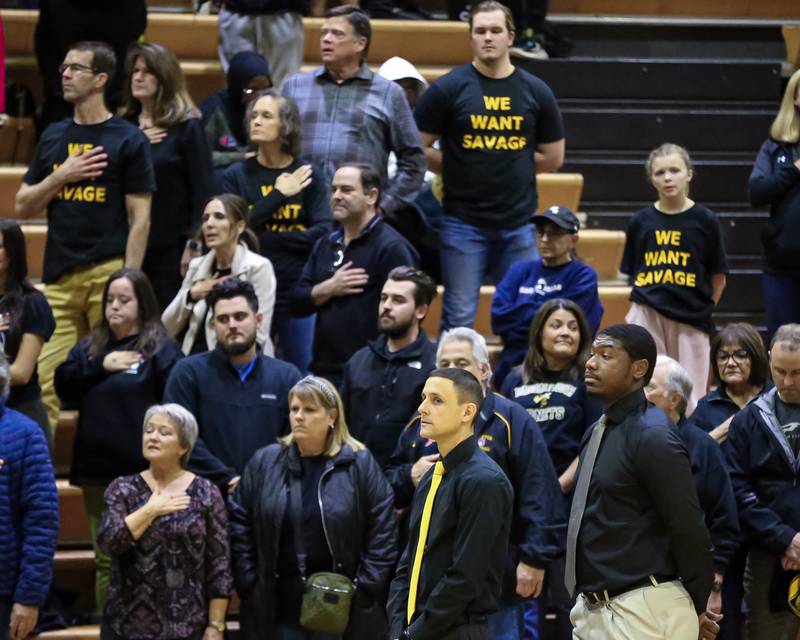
[208,620,226,632]
[710,580,723,593]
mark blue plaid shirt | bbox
[283,64,425,216]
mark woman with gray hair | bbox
[221,89,330,372]
[97,404,233,640]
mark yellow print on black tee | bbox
[53,143,107,203]
[257,184,307,232]
[462,96,528,151]
[634,230,697,288]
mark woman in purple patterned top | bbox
[97,403,233,640]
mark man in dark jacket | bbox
[645,355,739,619]
[0,353,59,640]
[165,280,301,491]
[386,326,563,639]
[341,266,437,468]
[726,323,800,639]
[290,163,419,388]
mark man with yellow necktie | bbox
[387,367,513,640]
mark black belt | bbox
[581,574,678,608]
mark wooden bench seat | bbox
[57,480,91,547]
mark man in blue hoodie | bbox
[491,205,603,388]
[726,323,800,640]
[0,353,58,640]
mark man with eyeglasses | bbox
[726,323,800,639]
[15,40,154,428]
[491,205,603,387]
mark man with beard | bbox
[165,279,302,492]
[341,266,438,468]
[290,163,418,387]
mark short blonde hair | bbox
[280,376,365,457]
[770,68,800,144]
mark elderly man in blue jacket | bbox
[726,323,800,640]
[0,352,59,640]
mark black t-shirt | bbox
[620,203,728,333]
[140,117,212,249]
[276,455,332,623]
[24,116,156,283]
[221,156,330,309]
[776,396,800,457]
[414,63,563,229]
[0,289,56,406]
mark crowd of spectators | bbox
[3,2,800,640]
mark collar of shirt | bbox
[329,213,381,245]
[441,435,478,473]
[232,355,258,382]
[475,392,497,434]
[605,388,647,426]
[315,62,374,83]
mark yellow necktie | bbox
[407,460,445,624]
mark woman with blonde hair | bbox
[121,41,213,309]
[749,68,800,337]
[228,376,397,640]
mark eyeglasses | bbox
[58,63,98,75]
[716,349,750,364]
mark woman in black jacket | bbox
[54,268,183,613]
[748,68,800,337]
[228,375,397,640]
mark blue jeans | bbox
[272,309,315,374]
[762,272,800,341]
[439,216,537,330]
[0,597,10,640]
[488,601,536,640]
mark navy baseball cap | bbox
[532,205,580,233]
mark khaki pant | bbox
[625,302,709,414]
[570,580,699,640]
[38,258,124,428]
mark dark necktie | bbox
[564,414,607,596]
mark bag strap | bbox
[289,473,308,581]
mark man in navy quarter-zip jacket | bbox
[290,163,418,388]
[726,323,800,639]
[165,280,301,493]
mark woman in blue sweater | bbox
[749,68,800,337]
[491,206,602,389]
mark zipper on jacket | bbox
[317,464,337,568]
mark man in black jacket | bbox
[290,163,418,387]
[388,367,513,640]
[645,355,739,620]
[568,323,716,639]
[726,323,800,640]
[341,266,437,468]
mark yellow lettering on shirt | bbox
[483,96,511,111]
[260,185,274,197]
[58,185,107,203]
[67,143,95,156]
[634,228,697,290]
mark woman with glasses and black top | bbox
[692,322,769,444]
[228,376,397,640]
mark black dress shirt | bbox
[387,436,513,640]
[574,389,714,613]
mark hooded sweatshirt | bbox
[200,51,271,169]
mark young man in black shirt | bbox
[341,266,438,468]
[567,323,716,639]
[726,324,800,640]
[414,0,564,332]
[15,40,154,428]
[290,163,418,387]
[388,367,513,640]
